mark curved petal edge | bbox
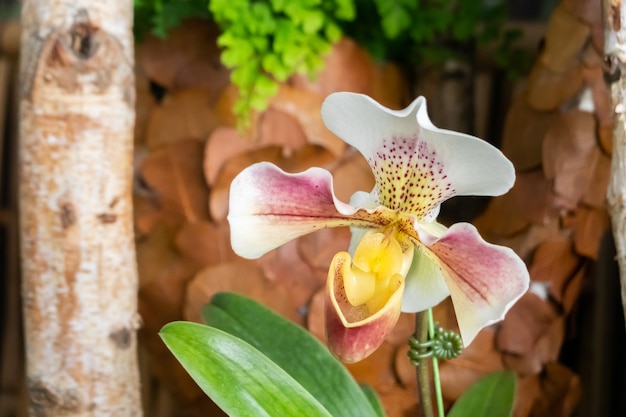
[427,223,529,346]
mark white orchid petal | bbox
[321,92,515,219]
[401,249,450,312]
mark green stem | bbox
[415,311,434,417]
[428,309,445,417]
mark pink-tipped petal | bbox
[325,254,404,363]
[427,223,529,346]
[321,92,515,218]
[228,162,387,259]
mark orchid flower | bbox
[227,92,529,363]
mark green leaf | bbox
[447,371,517,417]
[160,322,333,417]
[203,292,383,417]
[360,385,386,417]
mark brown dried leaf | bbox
[582,65,614,152]
[133,192,174,238]
[183,261,297,323]
[377,386,419,417]
[501,93,556,170]
[497,293,563,376]
[529,237,581,303]
[561,265,586,314]
[581,151,610,208]
[145,87,220,148]
[136,19,222,89]
[562,0,602,27]
[540,4,589,72]
[473,193,530,239]
[331,149,375,202]
[542,110,598,204]
[371,62,409,110]
[139,140,210,223]
[136,223,196,289]
[490,219,561,262]
[512,169,560,225]
[289,38,377,97]
[514,376,541,417]
[298,227,352,271]
[272,85,346,155]
[530,362,581,417]
[307,287,326,342]
[135,67,157,147]
[209,144,335,221]
[174,220,235,268]
[526,63,583,111]
[569,206,610,258]
[256,240,323,324]
[204,127,256,185]
[258,108,309,153]
[346,342,398,389]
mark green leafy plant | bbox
[134,0,209,40]
[342,0,528,77]
[160,292,383,417]
[210,0,354,127]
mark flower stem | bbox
[415,311,434,417]
[428,309,445,417]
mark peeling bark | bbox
[18,2,142,416]
[605,0,626,326]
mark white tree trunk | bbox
[19,1,142,415]
[605,0,626,326]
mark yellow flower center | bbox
[341,230,412,313]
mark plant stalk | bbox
[415,311,435,417]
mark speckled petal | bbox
[228,162,390,259]
[426,223,530,346]
[325,253,404,363]
[321,92,515,219]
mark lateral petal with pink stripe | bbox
[425,223,529,345]
[228,162,391,259]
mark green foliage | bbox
[342,0,529,77]
[202,292,384,417]
[210,0,354,127]
[160,322,333,417]
[160,293,384,417]
[134,0,209,40]
[447,371,517,417]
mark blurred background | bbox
[1,0,626,416]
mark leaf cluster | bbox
[341,0,529,77]
[210,0,354,127]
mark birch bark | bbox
[605,0,626,326]
[18,1,142,415]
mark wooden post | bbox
[605,0,626,326]
[18,2,142,415]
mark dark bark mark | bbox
[60,203,76,229]
[28,378,81,413]
[109,328,131,349]
[70,10,99,60]
[97,213,117,223]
